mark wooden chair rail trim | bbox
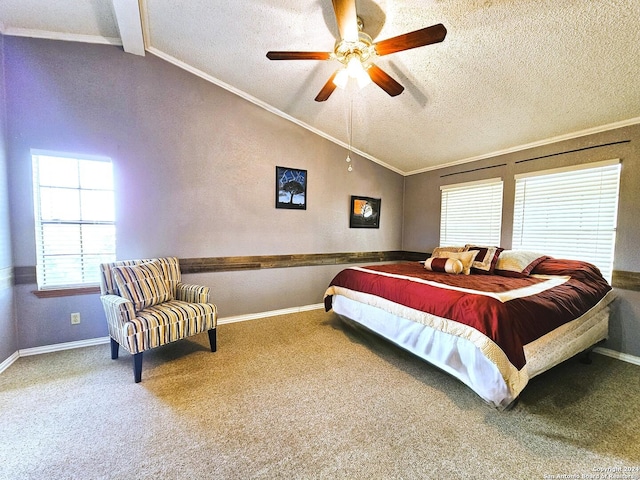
[178,251,424,273]
[20,252,424,296]
[611,270,640,292]
[12,253,640,295]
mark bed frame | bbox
[331,290,614,409]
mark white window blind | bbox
[440,178,503,246]
[32,153,116,289]
[512,159,620,282]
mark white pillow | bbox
[495,250,547,278]
[431,246,465,257]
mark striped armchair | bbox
[99,257,218,382]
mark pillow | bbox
[464,245,504,274]
[431,246,465,257]
[431,250,478,275]
[424,257,464,274]
[113,260,173,312]
[495,250,547,278]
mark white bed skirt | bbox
[331,292,612,409]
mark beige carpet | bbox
[1,309,639,479]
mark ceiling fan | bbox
[266,0,447,102]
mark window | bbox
[512,159,620,281]
[440,178,503,247]
[32,152,116,289]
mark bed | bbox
[323,247,615,409]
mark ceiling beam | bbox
[111,0,145,56]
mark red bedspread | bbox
[325,259,612,369]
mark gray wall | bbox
[0,33,18,362]
[3,37,404,353]
[403,124,640,357]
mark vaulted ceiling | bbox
[1,0,639,175]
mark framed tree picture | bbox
[276,166,307,210]
[350,196,381,228]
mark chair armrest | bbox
[175,282,210,303]
[100,294,136,325]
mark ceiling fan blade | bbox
[374,23,447,56]
[266,51,331,60]
[367,64,404,97]
[332,0,359,42]
[315,71,339,102]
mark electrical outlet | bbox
[71,312,81,325]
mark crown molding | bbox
[1,27,122,46]
[406,117,640,176]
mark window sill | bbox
[32,286,101,298]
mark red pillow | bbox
[424,257,464,274]
[464,245,503,274]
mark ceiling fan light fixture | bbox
[355,67,371,88]
[333,68,349,89]
[346,55,363,76]
[347,56,371,88]
[332,54,371,90]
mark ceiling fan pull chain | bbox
[346,99,353,172]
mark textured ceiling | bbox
[1,0,640,175]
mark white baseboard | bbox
[0,351,20,375]
[594,346,640,366]
[0,303,326,372]
[217,303,325,325]
[18,336,111,357]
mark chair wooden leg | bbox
[110,338,119,360]
[208,328,217,352]
[133,353,143,383]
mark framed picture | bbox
[350,196,381,228]
[276,166,307,210]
